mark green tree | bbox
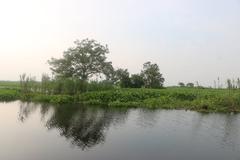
[102,62,116,82]
[178,82,185,87]
[186,83,194,88]
[237,78,240,89]
[115,69,131,88]
[141,62,164,88]
[20,73,38,94]
[41,73,51,94]
[48,39,112,81]
[130,74,144,88]
[227,79,233,90]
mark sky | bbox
[0,0,240,86]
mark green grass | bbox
[1,86,240,112]
[0,81,20,101]
[0,89,20,101]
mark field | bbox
[0,81,20,89]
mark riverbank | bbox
[1,87,240,112]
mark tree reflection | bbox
[18,102,39,122]
[18,102,128,150]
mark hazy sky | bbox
[1,0,240,86]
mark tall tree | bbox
[102,62,116,82]
[115,68,131,88]
[186,83,194,88]
[178,82,185,87]
[48,39,112,81]
[130,74,144,88]
[141,62,164,88]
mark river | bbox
[1,101,240,160]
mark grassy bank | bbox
[1,87,240,112]
[79,88,240,112]
[0,89,20,101]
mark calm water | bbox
[1,101,240,160]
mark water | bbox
[1,101,240,160]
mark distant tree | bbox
[19,74,38,94]
[195,81,199,87]
[115,69,131,88]
[20,73,30,93]
[186,83,194,88]
[214,80,217,89]
[101,63,116,82]
[130,74,144,88]
[232,79,237,89]
[227,79,232,89]
[41,73,51,94]
[141,62,164,88]
[48,39,112,81]
[178,82,185,87]
[237,78,240,89]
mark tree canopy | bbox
[141,62,164,88]
[115,68,132,88]
[48,39,112,81]
[130,74,144,88]
[47,39,165,89]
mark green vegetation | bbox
[1,85,240,112]
[1,39,240,113]
[48,39,165,89]
[0,81,20,101]
[0,89,20,101]
[0,81,20,89]
[79,88,240,112]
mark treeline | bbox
[178,82,205,89]
[178,78,240,90]
[19,61,164,95]
[178,82,195,88]
[19,39,165,95]
[226,78,240,89]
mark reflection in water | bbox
[18,102,39,122]
[184,111,240,152]
[221,114,240,150]
[18,102,129,150]
[13,102,240,160]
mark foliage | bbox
[41,73,51,94]
[178,82,185,87]
[0,89,20,101]
[32,94,75,104]
[87,81,114,92]
[130,74,144,88]
[186,83,194,88]
[115,68,132,88]
[47,39,166,89]
[48,39,112,81]
[19,74,114,96]
[8,39,240,112]
[79,87,240,112]
[3,85,240,112]
[19,74,40,94]
[141,62,164,88]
